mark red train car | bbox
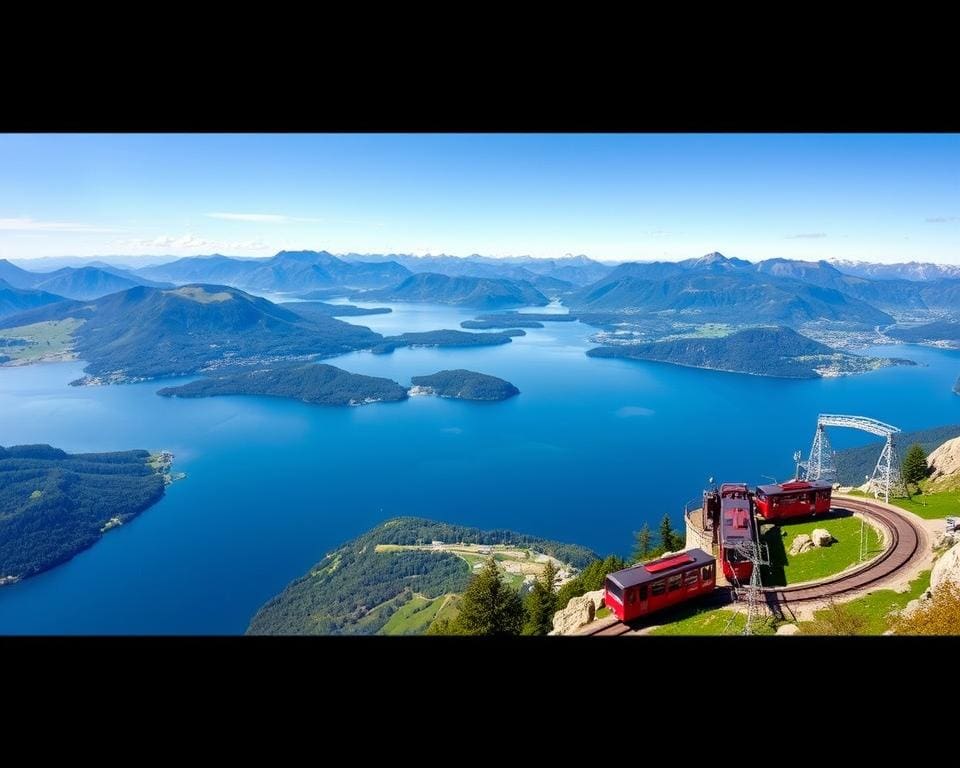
[754,480,832,521]
[604,548,716,622]
[718,483,755,583]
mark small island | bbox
[409,369,520,401]
[587,326,916,379]
[371,329,516,355]
[157,363,409,406]
[0,444,177,583]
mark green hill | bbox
[158,363,409,406]
[246,517,596,635]
[587,326,913,379]
[0,444,171,582]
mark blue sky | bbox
[1,133,957,263]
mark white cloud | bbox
[0,217,120,233]
[926,216,958,224]
[785,232,827,239]
[123,234,214,249]
[206,212,304,223]
[117,234,272,253]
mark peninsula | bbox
[0,444,177,583]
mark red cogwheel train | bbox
[604,478,833,623]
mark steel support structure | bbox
[804,414,905,503]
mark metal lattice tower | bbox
[805,424,837,483]
[804,414,905,503]
[734,540,769,635]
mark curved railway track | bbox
[580,497,926,636]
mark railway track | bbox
[579,497,926,636]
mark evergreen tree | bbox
[658,513,678,553]
[451,557,524,636]
[522,560,558,635]
[902,443,929,486]
[632,523,652,563]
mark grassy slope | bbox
[649,569,932,635]
[847,487,960,520]
[802,570,932,635]
[761,514,883,586]
[0,318,82,361]
[379,594,450,635]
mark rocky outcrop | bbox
[927,436,960,487]
[583,589,605,613]
[789,534,815,555]
[811,528,834,547]
[775,623,800,635]
[932,540,960,591]
[550,595,595,635]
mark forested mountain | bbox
[0,279,68,319]
[27,266,163,300]
[361,273,549,309]
[0,444,169,581]
[136,250,410,292]
[570,269,893,326]
[247,517,596,635]
[0,284,382,382]
[886,320,960,347]
[834,423,960,486]
[340,252,612,286]
[587,326,913,378]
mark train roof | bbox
[720,500,752,544]
[606,548,714,589]
[756,480,833,496]
[720,482,749,495]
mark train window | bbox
[651,580,665,596]
[639,585,647,600]
[684,570,698,586]
[667,575,681,591]
[627,589,636,604]
[605,580,623,602]
[702,564,714,581]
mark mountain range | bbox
[0,278,68,319]
[4,249,960,331]
[0,258,169,300]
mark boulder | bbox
[927,436,960,481]
[775,623,800,635]
[789,534,814,555]
[551,595,595,635]
[583,589,605,613]
[931,540,960,591]
[811,528,834,547]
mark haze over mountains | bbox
[2,250,960,374]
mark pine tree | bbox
[522,560,558,635]
[658,513,675,553]
[902,443,929,486]
[632,523,652,563]
[452,557,524,636]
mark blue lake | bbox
[1,301,959,634]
